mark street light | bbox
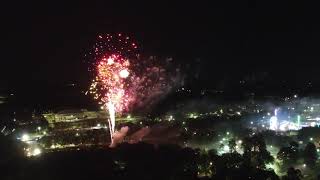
[21,134,30,142]
[33,148,41,156]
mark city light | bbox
[26,147,42,157]
[168,115,174,121]
[119,69,129,78]
[33,148,41,156]
[269,109,278,131]
[4,5,320,180]
[21,134,30,142]
[223,145,230,152]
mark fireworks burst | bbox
[87,33,181,145]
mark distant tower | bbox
[269,109,278,130]
[297,115,301,128]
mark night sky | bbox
[2,1,320,91]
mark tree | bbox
[277,147,298,163]
[0,134,25,165]
[289,141,299,161]
[289,141,299,150]
[213,152,243,179]
[277,141,300,170]
[242,134,274,169]
[228,139,236,153]
[221,152,243,169]
[282,167,303,180]
[303,142,318,167]
[0,134,26,179]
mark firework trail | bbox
[86,33,181,146]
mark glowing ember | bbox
[119,69,129,78]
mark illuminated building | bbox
[43,109,107,124]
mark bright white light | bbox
[226,132,230,135]
[21,134,30,142]
[303,164,306,167]
[311,122,316,127]
[269,116,278,131]
[97,123,101,127]
[310,137,313,141]
[37,126,41,131]
[107,58,114,65]
[294,94,298,98]
[279,121,290,131]
[33,148,41,156]
[250,121,253,125]
[238,140,242,144]
[223,145,230,152]
[119,69,129,78]
[266,163,275,170]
